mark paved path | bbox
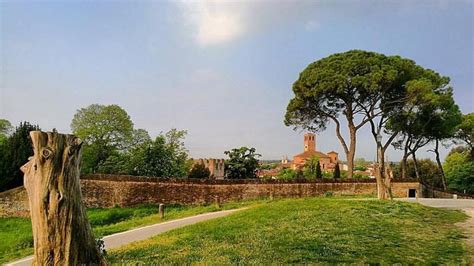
[6,208,245,266]
[399,198,474,209]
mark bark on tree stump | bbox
[21,131,106,265]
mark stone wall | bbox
[0,186,29,217]
[0,174,420,217]
[421,184,474,199]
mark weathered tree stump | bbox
[21,131,106,265]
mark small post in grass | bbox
[214,196,221,208]
[159,203,165,219]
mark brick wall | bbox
[0,174,420,217]
[0,186,29,217]
[420,184,473,199]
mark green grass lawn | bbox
[0,200,259,264]
[108,197,470,264]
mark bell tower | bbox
[304,133,316,152]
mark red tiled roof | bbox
[294,150,329,159]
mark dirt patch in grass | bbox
[456,208,474,263]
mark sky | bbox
[1,0,473,161]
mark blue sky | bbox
[1,0,473,161]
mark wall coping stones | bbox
[81,173,419,185]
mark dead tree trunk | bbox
[20,131,105,265]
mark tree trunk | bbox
[20,131,105,265]
[401,137,412,179]
[412,152,420,180]
[401,153,408,179]
[434,139,448,191]
[375,144,387,199]
[374,164,385,199]
[384,163,393,199]
[331,117,352,179]
[347,126,356,179]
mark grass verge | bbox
[0,199,262,264]
[107,197,470,264]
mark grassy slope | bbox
[108,198,470,264]
[0,200,259,264]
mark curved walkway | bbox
[6,208,246,266]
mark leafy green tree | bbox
[0,122,40,191]
[455,113,474,159]
[130,129,189,177]
[224,147,261,179]
[333,163,341,179]
[390,78,461,184]
[444,148,474,194]
[286,50,386,179]
[0,119,12,144]
[129,129,151,149]
[277,168,297,180]
[344,51,458,198]
[303,156,319,179]
[71,104,138,173]
[164,129,189,174]
[96,152,131,175]
[188,163,211,179]
[71,104,134,148]
[392,159,442,187]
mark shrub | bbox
[188,163,211,179]
[277,168,297,180]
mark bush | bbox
[188,163,211,179]
[277,168,297,180]
[353,173,369,179]
[224,147,260,179]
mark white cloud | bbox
[176,0,321,46]
[178,1,245,46]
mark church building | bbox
[292,133,339,171]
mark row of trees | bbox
[285,50,472,198]
[0,104,265,191]
[71,104,191,177]
[73,105,267,179]
[0,105,192,191]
